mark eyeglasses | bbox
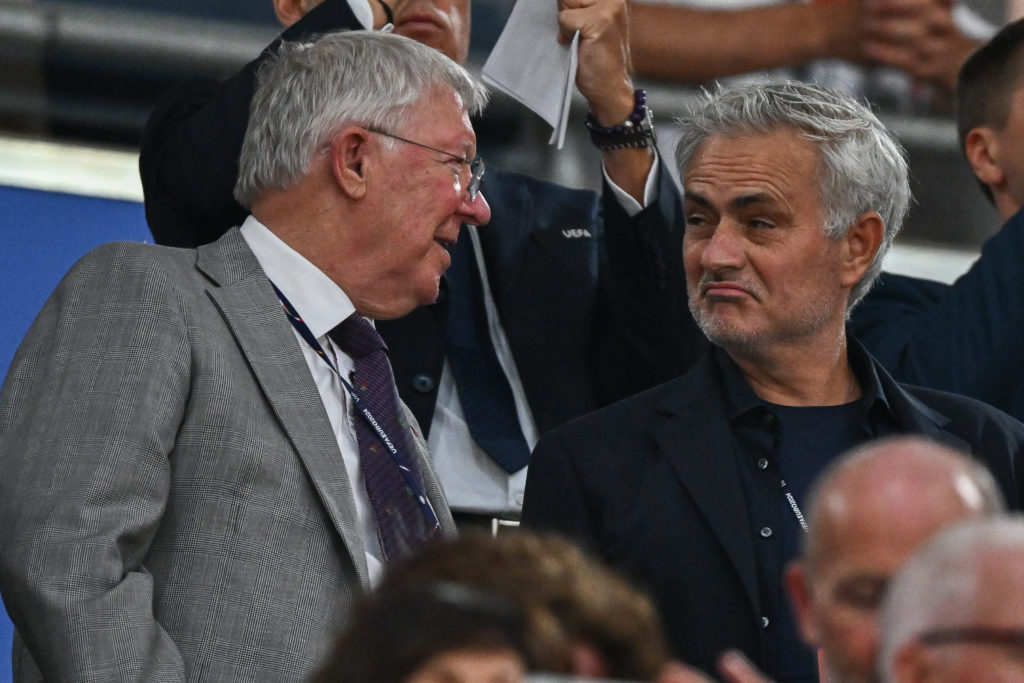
[920,626,1024,649]
[367,127,485,201]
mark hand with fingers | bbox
[862,0,981,92]
[557,0,635,126]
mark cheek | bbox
[819,609,879,668]
[682,241,703,275]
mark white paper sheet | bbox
[481,0,579,149]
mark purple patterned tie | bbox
[329,313,438,561]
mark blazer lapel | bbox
[875,361,970,452]
[650,356,762,616]
[197,230,372,587]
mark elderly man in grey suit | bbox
[0,30,489,682]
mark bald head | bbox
[803,436,1005,568]
[786,436,1004,683]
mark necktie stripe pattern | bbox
[330,313,438,561]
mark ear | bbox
[272,0,307,27]
[839,211,884,290]
[786,562,821,647]
[965,126,1007,191]
[327,126,373,201]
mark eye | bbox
[685,212,714,229]
[748,218,775,229]
[835,578,888,611]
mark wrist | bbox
[586,89,657,152]
[588,85,639,128]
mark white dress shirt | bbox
[240,216,386,586]
[429,163,661,516]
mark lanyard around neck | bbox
[780,479,808,533]
[270,282,440,527]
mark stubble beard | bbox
[687,281,839,358]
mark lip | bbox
[396,12,443,30]
[701,282,751,298]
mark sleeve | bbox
[0,246,192,681]
[850,209,1024,416]
[138,0,365,248]
[596,155,707,403]
[519,430,600,552]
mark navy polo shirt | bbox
[713,343,901,682]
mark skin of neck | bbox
[727,326,862,407]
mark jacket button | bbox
[412,375,435,393]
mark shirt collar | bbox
[713,340,892,422]
[240,215,356,338]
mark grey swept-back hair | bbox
[234,29,489,208]
[674,82,911,310]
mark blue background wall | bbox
[0,184,149,681]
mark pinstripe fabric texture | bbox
[0,228,455,682]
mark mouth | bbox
[396,12,443,31]
[701,281,753,299]
[435,233,458,252]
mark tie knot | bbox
[330,313,387,359]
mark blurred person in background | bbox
[878,516,1024,682]
[850,17,1024,425]
[313,581,532,683]
[786,436,1006,683]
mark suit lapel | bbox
[197,230,372,587]
[651,357,762,616]
[876,362,970,452]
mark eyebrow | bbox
[684,191,776,209]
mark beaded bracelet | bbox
[585,89,656,151]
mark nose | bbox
[698,220,745,271]
[458,189,491,226]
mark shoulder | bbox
[533,369,705,459]
[905,383,1024,441]
[66,241,197,289]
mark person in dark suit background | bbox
[520,82,1024,682]
[0,30,485,681]
[139,0,698,525]
[849,18,1024,423]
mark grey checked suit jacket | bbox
[0,228,454,682]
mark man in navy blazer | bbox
[849,18,1024,423]
[139,0,698,521]
[521,82,1024,682]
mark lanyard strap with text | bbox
[270,283,438,521]
[780,478,809,533]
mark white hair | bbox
[878,516,1024,681]
[674,82,911,310]
[234,29,488,208]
